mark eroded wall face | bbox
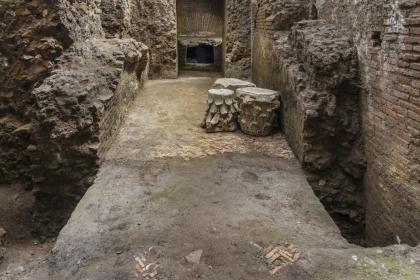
[100,0,177,79]
[225,0,252,79]
[0,0,150,236]
[252,0,311,87]
[252,0,420,246]
[100,0,252,79]
[252,0,368,244]
[315,0,420,247]
[0,1,74,184]
[128,0,177,79]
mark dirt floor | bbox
[1,76,419,279]
[0,184,53,273]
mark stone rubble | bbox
[185,249,203,265]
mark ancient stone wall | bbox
[100,0,131,38]
[0,0,108,184]
[57,0,105,41]
[99,0,251,79]
[252,0,311,87]
[315,0,420,247]
[252,0,420,246]
[0,0,150,236]
[225,0,252,79]
[32,39,149,235]
[251,0,367,244]
[99,0,177,79]
[0,0,73,184]
[127,0,177,79]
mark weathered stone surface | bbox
[213,78,256,91]
[279,245,420,280]
[0,0,150,236]
[225,0,252,79]
[97,0,177,79]
[0,247,5,264]
[201,89,239,133]
[249,0,418,247]
[0,0,73,184]
[237,87,280,137]
[57,0,105,41]
[0,0,418,258]
[99,0,252,79]
[127,0,177,79]
[100,0,130,39]
[252,9,366,243]
[31,38,149,236]
[1,59,419,280]
[252,0,314,88]
[314,0,420,247]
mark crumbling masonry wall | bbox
[127,0,177,79]
[0,0,149,236]
[225,0,252,79]
[252,0,367,244]
[252,0,311,88]
[252,0,420,247]
[0,0,107,184]
[0,0,73,184]
[100,0,177,79]
[99,0,253,79]
[314,0,420,247]
[32,39,148,235]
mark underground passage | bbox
[0,0,419,279]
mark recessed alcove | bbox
[177,0,224,72]
[187,45,215,64]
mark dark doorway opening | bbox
[187,44,215,64]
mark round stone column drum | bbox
[236,87,281,137]
[201,89,239,133]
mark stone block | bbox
[236,87,281,137]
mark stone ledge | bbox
[30,38,149,236]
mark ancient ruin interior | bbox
[0,0,419,279]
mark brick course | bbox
[252,0,420,246]
[316,0,420,246]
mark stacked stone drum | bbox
[201,89,239,133]
[236,87,281,137]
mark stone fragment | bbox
[213,78,256,91]
[236,87,281,137]
[185,249,203,265]
[201,89,239,133]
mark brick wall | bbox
[252,1,367,244]
[252,0,420,246]
[316,0,420,247]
